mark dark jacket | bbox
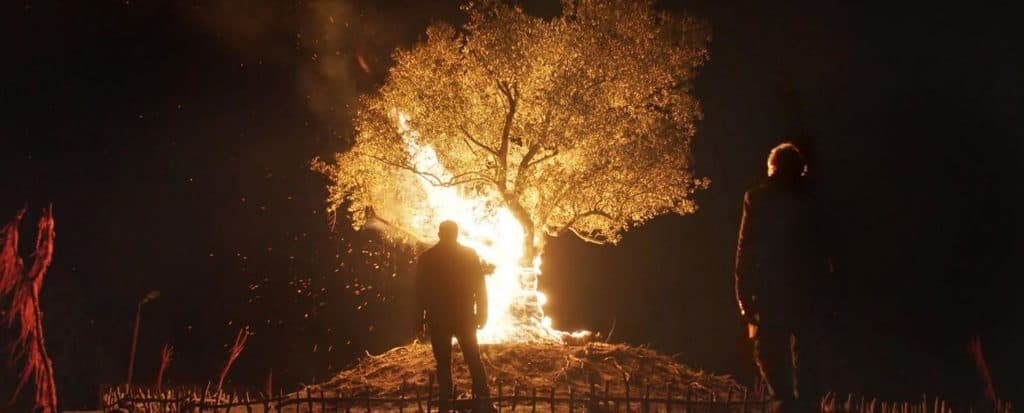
[734,176,828,326]
[416,241,487,329]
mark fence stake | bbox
[604,381,610,412]
[399,381,406,413]
[415,384,422,413]
[427,375,434,413]
[497,379,502,413]
[643,381,650,413]
[511,382,519,412]
[625,378,631,413]
[569,384,575,413]
[532,388,537,413]
[666,381,673,413]
[549,387,556,413]
[589,377,597,412]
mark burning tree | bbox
[316,0,709,343]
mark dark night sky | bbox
[2,0,1023,409]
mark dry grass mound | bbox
[314,341,745,401]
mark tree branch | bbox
[356,153,442,185]
[525,150,559,170]
[459,125,499,158]
[357,152,499,188]
[557,209,616,235]
[569,226,608,245]
[495,80,518,190]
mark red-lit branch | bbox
[215,327,250,394]
[0,206,58,413]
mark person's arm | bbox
[734,191,761,324]
[472,252,489,329]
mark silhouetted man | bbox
[735,143,828,412]
[416,220,490,412]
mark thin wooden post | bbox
[365,391,371,413]
[532,388,537,413]
[643,381,651,413]
[666,381,673,413]
[549,387,556,413]
[427,375,434,413]
[742,386,749,413]
[569,385,575,413]
[604,381,610,412]
[416,384,423,413]
[497,379,502,413]
[590,377,597,412]
[625,378,631,413]
[511,382,519,412]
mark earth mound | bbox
[314,341,745,401]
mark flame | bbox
[395,112,567,343]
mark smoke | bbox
[189,0,420,145]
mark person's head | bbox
[438,220,459,243]
[766,142,808,179]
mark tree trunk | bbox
[503,196,537,266]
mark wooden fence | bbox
[102,380,1013,413]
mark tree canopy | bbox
[316,0,710,260]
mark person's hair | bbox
[766,142,808,178]
[438,220,459,241]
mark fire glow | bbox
[396,112,577,344]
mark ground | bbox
[314,341,746,402]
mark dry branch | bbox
[155,343,174,392]
[215,327,250,394]
[0,206,58,412]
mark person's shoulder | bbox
[457,244,479,258]
[418,245,440,261]
[744,182,771,203]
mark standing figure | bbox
[416,220,491,412]
[734,142,829,411]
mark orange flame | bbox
[395,112,582,343]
